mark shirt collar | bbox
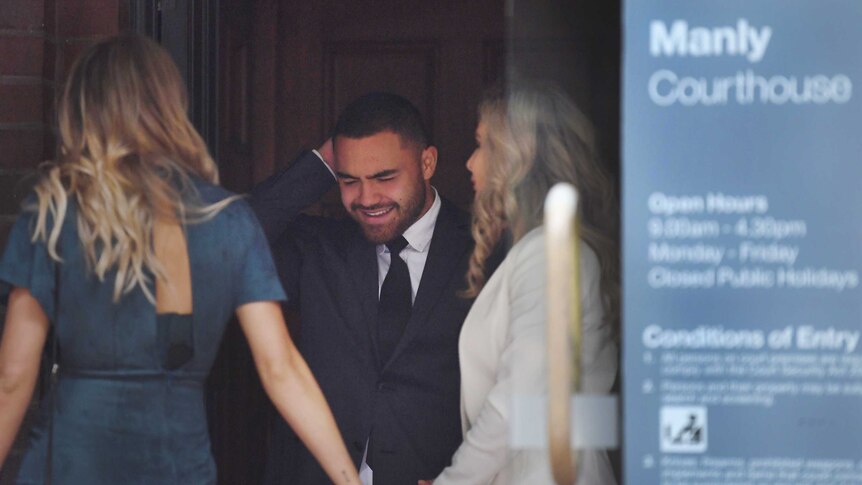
[378,187,441,254]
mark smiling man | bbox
[251,92,473,485]
[332,96,437,245]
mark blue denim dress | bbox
[0,179,286,484]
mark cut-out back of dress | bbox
[154,219,195,369]
[154,219,193,316]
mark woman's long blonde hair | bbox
[32,33,233,302]
[464,82,620,330]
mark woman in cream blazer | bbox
[431,83,619,485]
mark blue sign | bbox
[623,1,862,483]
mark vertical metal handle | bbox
[545,183,581,485]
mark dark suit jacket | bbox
[251,151,473,485]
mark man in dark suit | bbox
[252,93,473,485]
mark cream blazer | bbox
[435,228,618,484]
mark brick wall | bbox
[0,1,46,245]
[0,1,119,481]
[0,0,121,244]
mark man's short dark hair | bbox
[333,92,429,149]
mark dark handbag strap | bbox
[45,261,59,485]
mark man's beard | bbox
[355,182,426,245]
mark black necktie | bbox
[377,236,412,364]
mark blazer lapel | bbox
[345,229,383,368]
[384,200,472,369]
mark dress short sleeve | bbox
[0,205,56,317]
[233,202,287,309]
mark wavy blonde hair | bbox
[464,82,620,329]
[32,33,234,303]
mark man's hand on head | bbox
[318,138,335,172]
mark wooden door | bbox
[212,1,619,483]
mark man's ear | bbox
[420,146,438,180]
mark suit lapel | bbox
[384,200,471,369]
[345,229,383,368]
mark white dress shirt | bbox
[376,188,440,301]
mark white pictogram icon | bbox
[660,406,707,453]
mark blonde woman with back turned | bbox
[426,83,619,484]
[0,34,359,484]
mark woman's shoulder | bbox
[501,228,545,289]
[189,177,239,204]
[508,226,600,276]
[187,178,264,238]
[12,189,77,237]
[188,178,250,215]
[506,227,546,268]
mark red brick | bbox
[0,0,46,32]
[0,83,45,124]
[60,39,99,79]
[0,129,46,170]
[56,0,120,37]
[0,35,45,77]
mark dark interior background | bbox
[0,1,620,483]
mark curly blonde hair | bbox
[464,82,619,329]
[32,33,235,302]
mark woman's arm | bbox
[236,301,359,485]
[0,287,50,468]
